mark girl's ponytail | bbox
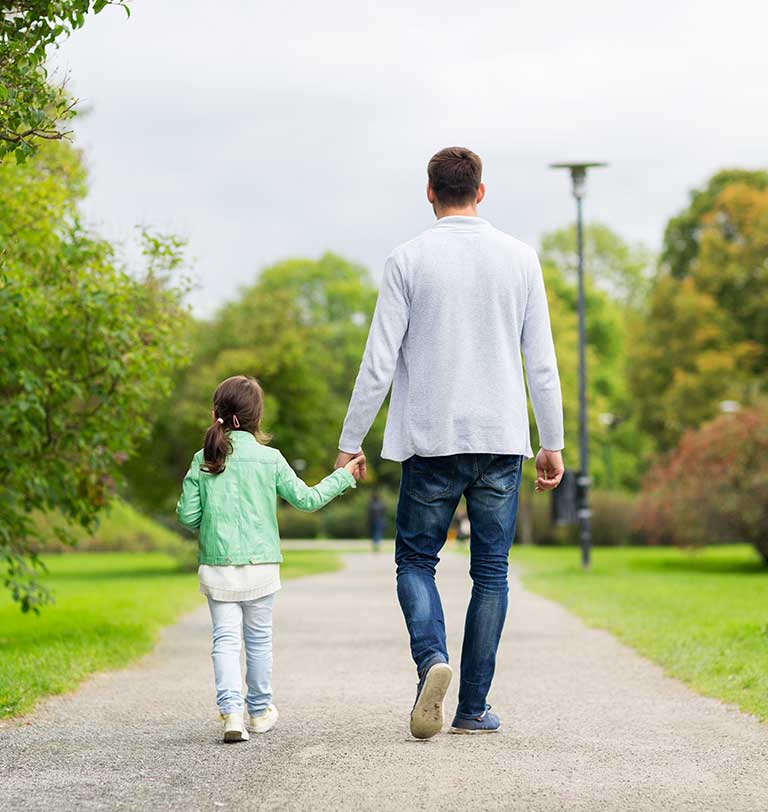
[202,417,232,475]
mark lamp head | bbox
[549,162,608,200]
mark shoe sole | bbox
[449,726,500,735]
[410,663,452,740]
[223,729,248,743]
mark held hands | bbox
[534,448,564,492]
[336,451,367,481]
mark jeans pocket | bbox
[480,455,522,495]
[406,455,455,503]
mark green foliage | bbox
[277,487,397,540]
[522,488,642,547]
[631,172,768,447]
[628,275,755,445]
[126,253,394,513]
[694,182,768,374]
[516,544,768,721]
[0,548,341,717]
[33,498,186,554]
[131,225,655,518]
[540,221,654,308]
[540,224,653,490]
[0,141,191,611]
[276,508,323,540]
[321,487,397,540]
[0,1,129,162]
[635,405,768,563]
[661,169,768,280]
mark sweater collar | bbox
[433,215,491,229]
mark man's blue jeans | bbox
[395,453,522,719]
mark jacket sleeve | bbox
[338,254,409,453]
[521,251,564,451]
[276,453,356,512]
[176,455,203,528]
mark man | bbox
[335,147,564,739]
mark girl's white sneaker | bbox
[247,704,279,734]
[222,713,250,743]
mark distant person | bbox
[454,507,470,546]
[368,489,387,550]
[177,375,363,743]
[335,147,564,738]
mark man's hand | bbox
[335,450,367,481]
[534,448,564,492]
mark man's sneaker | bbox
[247,704,279,734]
[410,662,452,740]
[222,713,250,743]
[450,705,501,734]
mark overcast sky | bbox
[52,0,768,314]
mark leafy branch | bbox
[0,1,129,162]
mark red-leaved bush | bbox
[635,404,768,563]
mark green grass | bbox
[0,549,341,718]
[513,544,768,721]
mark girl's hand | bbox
[343,453,365,480]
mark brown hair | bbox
[427,147,483,208]
[202,375,270,474]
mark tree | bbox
[631,172,768,448]
[124,254,386,512]
[635,405,768,564]
[694,183,768,373]
[661,169,768,280]
[628,275,756,447]
[0,1,129,163]
[540,222,654,308]
[0,141,190,611]
[539,224,653,491]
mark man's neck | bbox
[435,204,478,219]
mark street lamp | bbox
[549,161,608,570]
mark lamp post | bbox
[549,161,607,570]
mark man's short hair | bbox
[427,147,483,207]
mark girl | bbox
[176,375,362,743]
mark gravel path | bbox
[1,551,766,812]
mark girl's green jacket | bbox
[176,430,355,565]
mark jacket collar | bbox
[228,430,257,443]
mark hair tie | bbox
[216,417,224,425]
[233,415,240,428]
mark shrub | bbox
[635,405,768,563]
[590,491,644,546]
[523,488,643,546]
[32,500,198,572]
[524,491,571,545]
[321,488,397,540]
[277,508,323,539]
[276,488,398,540]
[33,500,186,554]
[322,500,368,539]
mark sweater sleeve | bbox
[338,254,410,453]
[276,453,356,512]
[176,454,203,528]
[521,252,564,451]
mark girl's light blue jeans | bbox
[207,594,274,717]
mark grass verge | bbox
[513,544,768,721]
[0,549,341,718]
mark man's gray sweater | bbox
[339,215,564,461]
